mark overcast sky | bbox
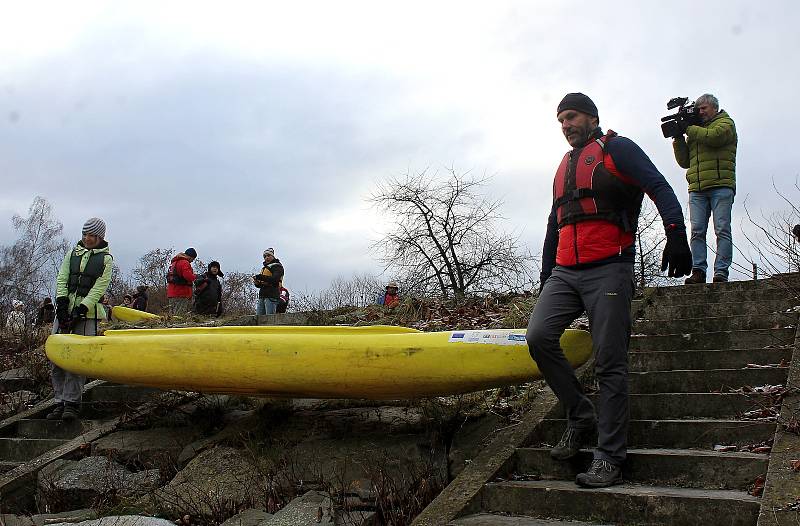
[1,1,797,292]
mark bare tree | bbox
[370,169,536,298]
[0,197,68,316]
[292,272,384,311]
[130,247,174,312]
[740,179,800,277]
[221,270,260,315]
[106,263,130,301]
[634,201,676,289]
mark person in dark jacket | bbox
[254,248,284,315]
[526,93,691,488]
[193,261,224,316]
[36,297,55,326]
[131,285,149,311]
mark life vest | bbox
[67,250,108,297]
[552,131,643,266]
[167,260,190,285]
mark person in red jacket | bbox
[166,247,197,315]
[526,93,691,488]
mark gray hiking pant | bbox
[50,318,96,403]
[169,297,191,315]
[526,262,634,465]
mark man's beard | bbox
[565,123,594,147]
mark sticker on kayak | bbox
[448,330,528,345]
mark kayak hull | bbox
[45,326,592,399]
[111,306,161,322]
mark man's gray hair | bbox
[696,93,719,109]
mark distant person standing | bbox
[35,297,55,327]
[121,294,133,308]
[6,300,26,334]
[99,294,113,321]
[277,283,290,314]
[378,281,400,307]
[253,248,284,315]
[131,285,149,311]
[672,93,737,284]
[166,248,197,315]
[193,261,224,316]
[50,217,113,421]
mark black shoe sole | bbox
[575,476,623,488]
[550,450,580,461]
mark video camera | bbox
[660,96,701,138]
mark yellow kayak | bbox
[111,306,161,322]
[45,325,592,399]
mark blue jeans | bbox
[688,187,734,279]
[256,298,279,315]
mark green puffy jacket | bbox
[55,241,113,320]
[673,110,737,192]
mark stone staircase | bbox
[448,276,799,525]
[0,381,158,510]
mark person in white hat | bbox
[5,299,26,334]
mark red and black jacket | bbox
[540,129,686,283]
[553,130,643,266]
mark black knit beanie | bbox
[557,93,598,118]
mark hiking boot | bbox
[45,403,64,420]
[550,425,596,461]
[684,269,706,285]
[713,275,728,283]
[576,459,623,488]
[61,402,80,421]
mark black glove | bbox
[71,303,88,320]
[55,297,70,324]
[661,228,692,278]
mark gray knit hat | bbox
[82,217,106,238]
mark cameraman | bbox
[672,94,737,284]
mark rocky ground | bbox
[0,294,560,525]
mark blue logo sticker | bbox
[508,334,526,342]
[451,333,465,339]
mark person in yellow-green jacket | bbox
[48,217,113,421]
[672,93,737,284]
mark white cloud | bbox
[1,1,799,289]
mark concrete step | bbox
[635,286,797,307]
[633,298,798,321]
[634,312,797,334]
[629,367,788,393]
[513,447,766,490]
[480,479,760,526]
[0,368,36,393]
[643,275,800,296]
[532,419,775,449]
[0,437,70,461]
[82,384,160,403]
[451,514,613,525]
[630,328,795,351]
[0,460,22,473]
[552,393,778,420]
[629,348,792,371]
[11,418,90,439]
